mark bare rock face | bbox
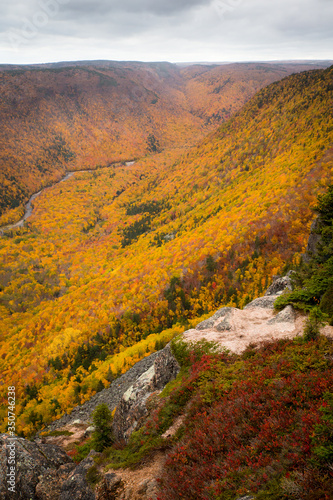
[215,314,233,331]
[304,217,322,261]
[0,434,106,500]
[45,351,161,432]
[112,344,180,442]
[152,343,181,390]
[0,433,74,500]
[112,364,157,442]
[182,271,303,355]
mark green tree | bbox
[96,379,105,392]
[92,403,114,452]
[106,366,114,384]
[147,134,160,153]
[303,306,328,341]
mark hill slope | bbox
[0,65,332,437]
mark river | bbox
[0,161,135,235]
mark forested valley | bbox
[0,61,332,438]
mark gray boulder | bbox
[244,295,278,309]
[35,463,76,499]
[0,433,108,500]
[95,472,124,500]
[196,307,233,330]
[265,275,292,296]
[215,312,233,331]
[267,305,296,324]
[196,317,216,330]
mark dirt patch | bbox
[162,415,185,439]
[103,452,165,500]
[40,422,90,450]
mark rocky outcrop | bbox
[45,350,161,432]
[243,295,279,309]
[183,276,302,354]
[264,274,293,296]
[0,433,74,499]
[112,344,180,442]
[304,217,322,261]
[112,364,157,442]
[196,307,233,331]
[0,434,117,499]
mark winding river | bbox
[0,161,136,235]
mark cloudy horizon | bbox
[0,0,332,65]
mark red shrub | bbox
[157,339,333,499]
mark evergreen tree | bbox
[146,134,160,153]
[92,404,114,452]
[106,366,114,383]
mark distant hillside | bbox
[180,61,332,125]
[0,65,332,437]
[0,60,329,220]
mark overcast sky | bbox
[0,0,332,65]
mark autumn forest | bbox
[0,60,333,438]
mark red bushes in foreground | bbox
[157,338,333,500]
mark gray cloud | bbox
[64,0,208,16]
[0,0,332,64]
